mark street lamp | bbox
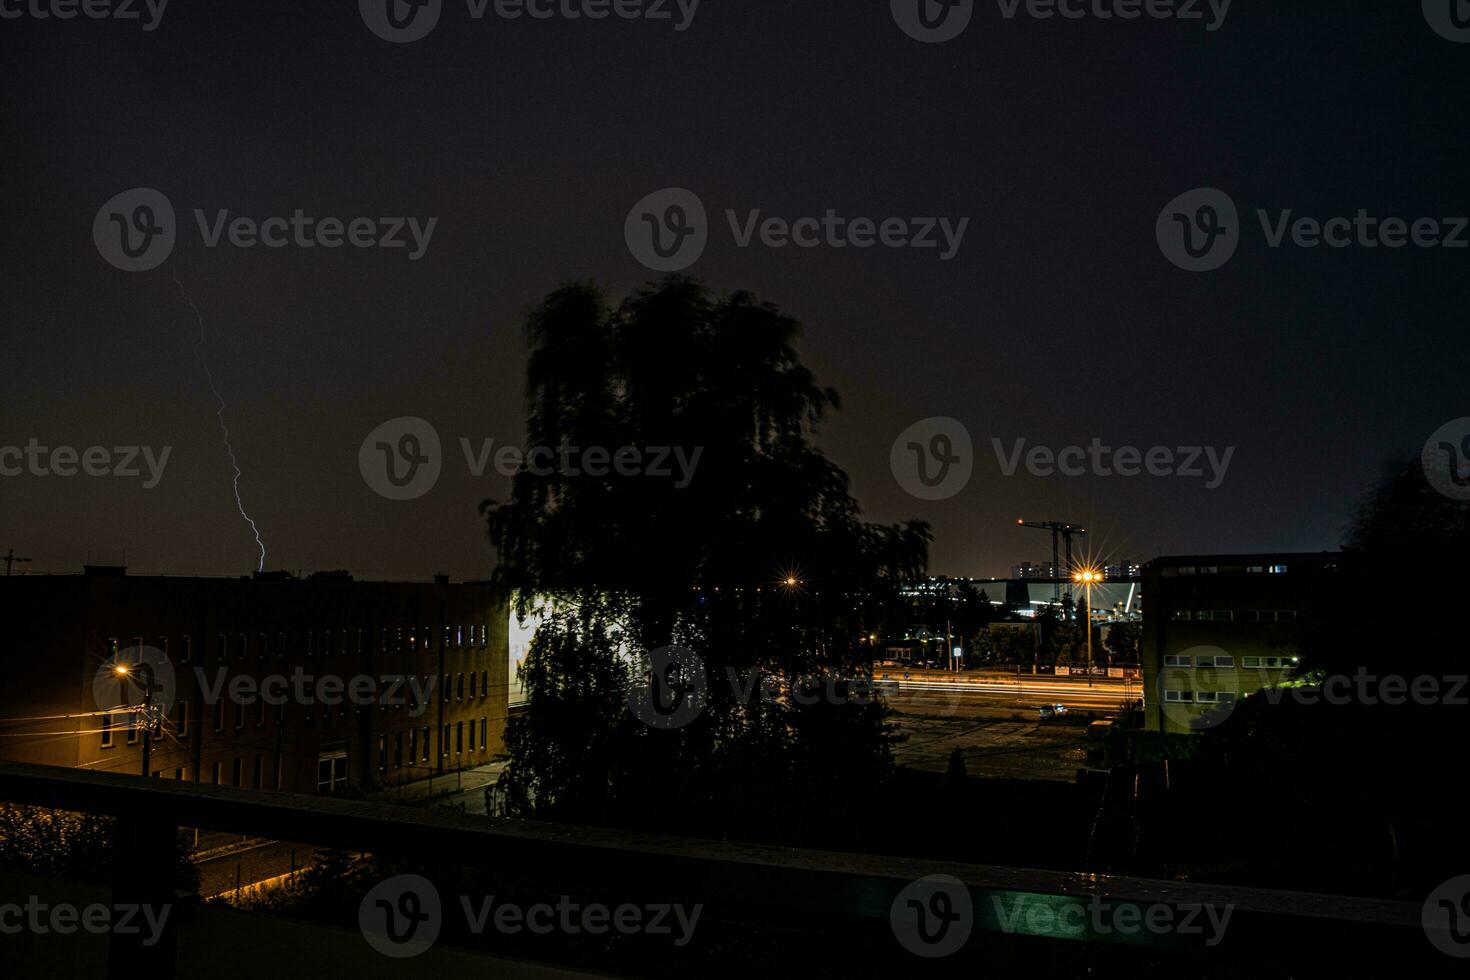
[1072,569,1102,687]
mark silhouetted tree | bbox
[482,278,930,847]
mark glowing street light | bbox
[1072,568,1102,686]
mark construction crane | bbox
[2,549,31,576]
[1015,520,1087,604]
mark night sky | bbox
[2,2,1466,582]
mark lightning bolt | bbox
[171,268,267,572]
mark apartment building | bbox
[0,566,508,794]
[1140,553,1342,733]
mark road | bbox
[876,669,1138,720]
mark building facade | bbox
[1140,553,1341,733]
[0,567,508,794]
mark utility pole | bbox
[3,549,31,576]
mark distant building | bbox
[1011,561,1056,580]
[1140,553,1341,733]
[0,567,507,794]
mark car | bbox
[1038,703,1069,719]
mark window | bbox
[1277,610,1297,622]
[1178,566,1196,576]
[480,717,487,751]
[253,755,264,790]
[480,670,488,698]
[468,719,476,752]
[421,727,430,762]
[378,735,387,772]
[1170,610,1192,621]
[273,755,283,790]
[257,696,267,728]
[395,731,404,769]
[357,629,368,655]
[442,724,450,757]
[1204,610,1234,622]
[317,751,348,794]
[457,672,465,701]
[237,633,248,661]
[456,625,464,649]
[214,698,226,733]
[127,712,140,744]
[1242,657,1261,668]
[443,626,453,651]
[106,637,120,657]
[409,729,418,766]
[478,624,487,649]
[1268,564,1288,574]
[1240,610,1259,622]
[217,633,228,661]
[174,701,189,738]
[443,674,451,702]
[180,635,192,663]
[1246,565,1264,574]
[175,767,187,781]
[100,714,114,748]
[212,761,222,784]
[455,721,464,755]
[306,631,314,659]
[470,672,477,699]
[1164,655,1194,667]
[1164,690,1194,703]
[276,631,286,662]
[235,701,246,731]
[1197,691,1219,703]
[1199,566,1218,575]
[258,633,269,661]
[1210,655,1234,668]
